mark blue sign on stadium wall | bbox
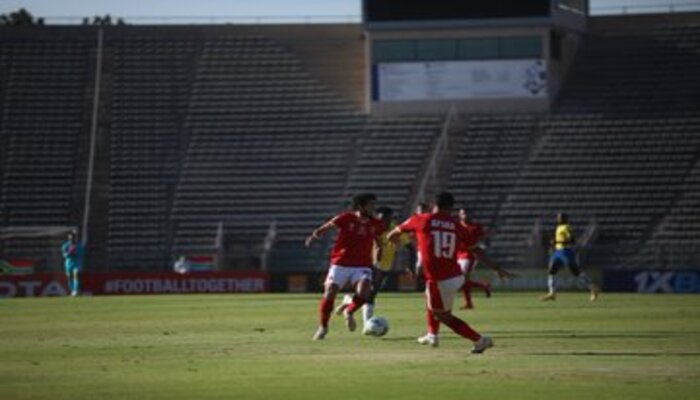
[604,270,700,293]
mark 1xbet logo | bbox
[634,271,700,293]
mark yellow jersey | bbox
[555,223,573,250]
[375,222,411,272]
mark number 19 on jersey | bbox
[431,231,456,258]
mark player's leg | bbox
[336,268,376,319]
[346,271,371,314]
[415,252,422,277]
[65,267,74,296]
[363,268,384,323]
[334,292,353,316]
[314,266,343,340]
[314,282,338,340]
[458,259,474,309]
[363,268,382,322]
[418,308,441,347]
[432,275,478,340]
[567,250,600,301]
[342,268,372,332]
[542,253,562,301]
[433,311,481,341]
[466,259,491,298]
[418,280,442,347]
[461,260,491,309]
[431,275,493,353]
[71,269,80,296]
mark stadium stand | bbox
[447,115,540,228]
[106,33,198,269]
[169,34,362,264]
[558,24,700,115]
[0,28,93,267]
[1,17,699,272]
[344,117,443,212]
[504,116,699,267]
[445,21,700,269]
[642,156,700,268]
[170,33,441,270]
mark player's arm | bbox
[566,231,576,248]
[386,224,405,242]
[62,243,76,257]
[372,228,385,266]
[386,226,404,244]
[387,217,418,276]
[374,238,383,266]
[480,226,492,240]
[470,247,518,280]
[373,220,389,266]
[412,261,422,280]
[304,217,338,247]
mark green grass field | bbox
[2,292,699,400]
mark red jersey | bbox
[329,212,384,267]
[399,212,479,282]
[457,221,485,261]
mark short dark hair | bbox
[435,192,454,210]
[558,212,569,223]
[352,193,377,210]
[376,206,393,218]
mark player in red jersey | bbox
[306,193,385,341]
[456,207,492,310]
[387,192,515,353]
[411,202,429,279]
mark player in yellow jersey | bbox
[541,213,600,301]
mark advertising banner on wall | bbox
[604,270,700,293]
[470,269,600,291]
[374,59,547,101]
[0,271,269,298]
[0,259,36,275]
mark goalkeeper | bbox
[61,231,85,296]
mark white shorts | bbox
[325,265,372,289]
[425,275,465,312]
[458,258,478,275]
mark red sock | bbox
[462,282,473,308]
[319,297,334,328]
[444,315,482,342]
[426,309,440,334]
[470,280,489,292]
[345,295,365,314]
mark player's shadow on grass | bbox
[528,351,700,357]
[379,336,425,342]
[492,330,700,340]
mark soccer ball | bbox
[363,316,389,337]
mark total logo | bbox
[0,280,68,298]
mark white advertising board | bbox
[376,59,547,101]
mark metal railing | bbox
[40,14,361,25]
[81,27,103,243]
[410,106,457,213]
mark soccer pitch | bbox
[2,292,699,400]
